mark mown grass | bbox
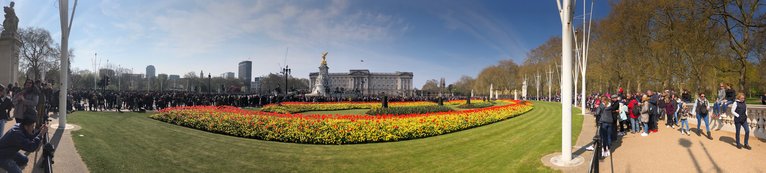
[69,101,581,173]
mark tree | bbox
[451,76,475,96]
[707,0,765,92]
[19,27,58,80]
[421,79,439,95]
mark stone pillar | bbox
[0,36,20,86]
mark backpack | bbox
[697,100,708,114]
[632,101,641,117]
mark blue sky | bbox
[12,0,610,87]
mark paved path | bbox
[596,121,766,172]
[2,115,89,173]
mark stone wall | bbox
[685,104,766,140]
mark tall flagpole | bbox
[557,0,574,164]
[59,0,78,128]
[581,0,595,111]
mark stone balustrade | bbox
[685,104,766,140]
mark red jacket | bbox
[628,99,639,119]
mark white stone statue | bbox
[321,51,328,65]
[1,1,17,38]
[522,77,528,100]
[489,84,493,99]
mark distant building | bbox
[252,77,261,94]
[169,74,180,89]
[146,65,156,79]
[158,74,169,90]
[310,70,414,96]
[222,72,235,79]
[122,73,144,90]
[98,68,115,78]
[238,61,252,92]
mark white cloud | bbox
[432,2,527,60]
[147,0,408,57]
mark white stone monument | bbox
[308,52,330,97]
[489,84,493,99]
[0,2,20,86]
[522,76,528,100]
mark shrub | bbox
[457,102,495,109]
[366,106,453,115]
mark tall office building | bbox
[238,61,252,92]
[146,65,156,79]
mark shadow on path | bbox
[679,138,702,173]
[700,141,723,172]
[718,136,736,147]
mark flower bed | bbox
[260,101,437,113]
[150,100,532,144]
[366,105,454,115]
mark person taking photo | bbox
[0,119,47,173]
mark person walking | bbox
[761,93,765,105]
[679,104,691,135]
[731,93,751,150]
[691,93,711,139]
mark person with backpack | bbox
[731,93,751,150]
[628,93,641,134]
[691,93,711,139]
[618,97,629,136]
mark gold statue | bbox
[321,51,328,65]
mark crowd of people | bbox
[586,83,755,158]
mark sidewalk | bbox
[2,114,89,173]
[598,123,766,172]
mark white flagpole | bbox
[58,0,78,128]
[558,0,574,163]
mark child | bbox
[679,104,690,136]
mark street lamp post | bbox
[281,65,291,95]
[208,73,211,94]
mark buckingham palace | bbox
[309,69,414,96]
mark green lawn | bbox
[69,101,582,173]
[746,97,764,105]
